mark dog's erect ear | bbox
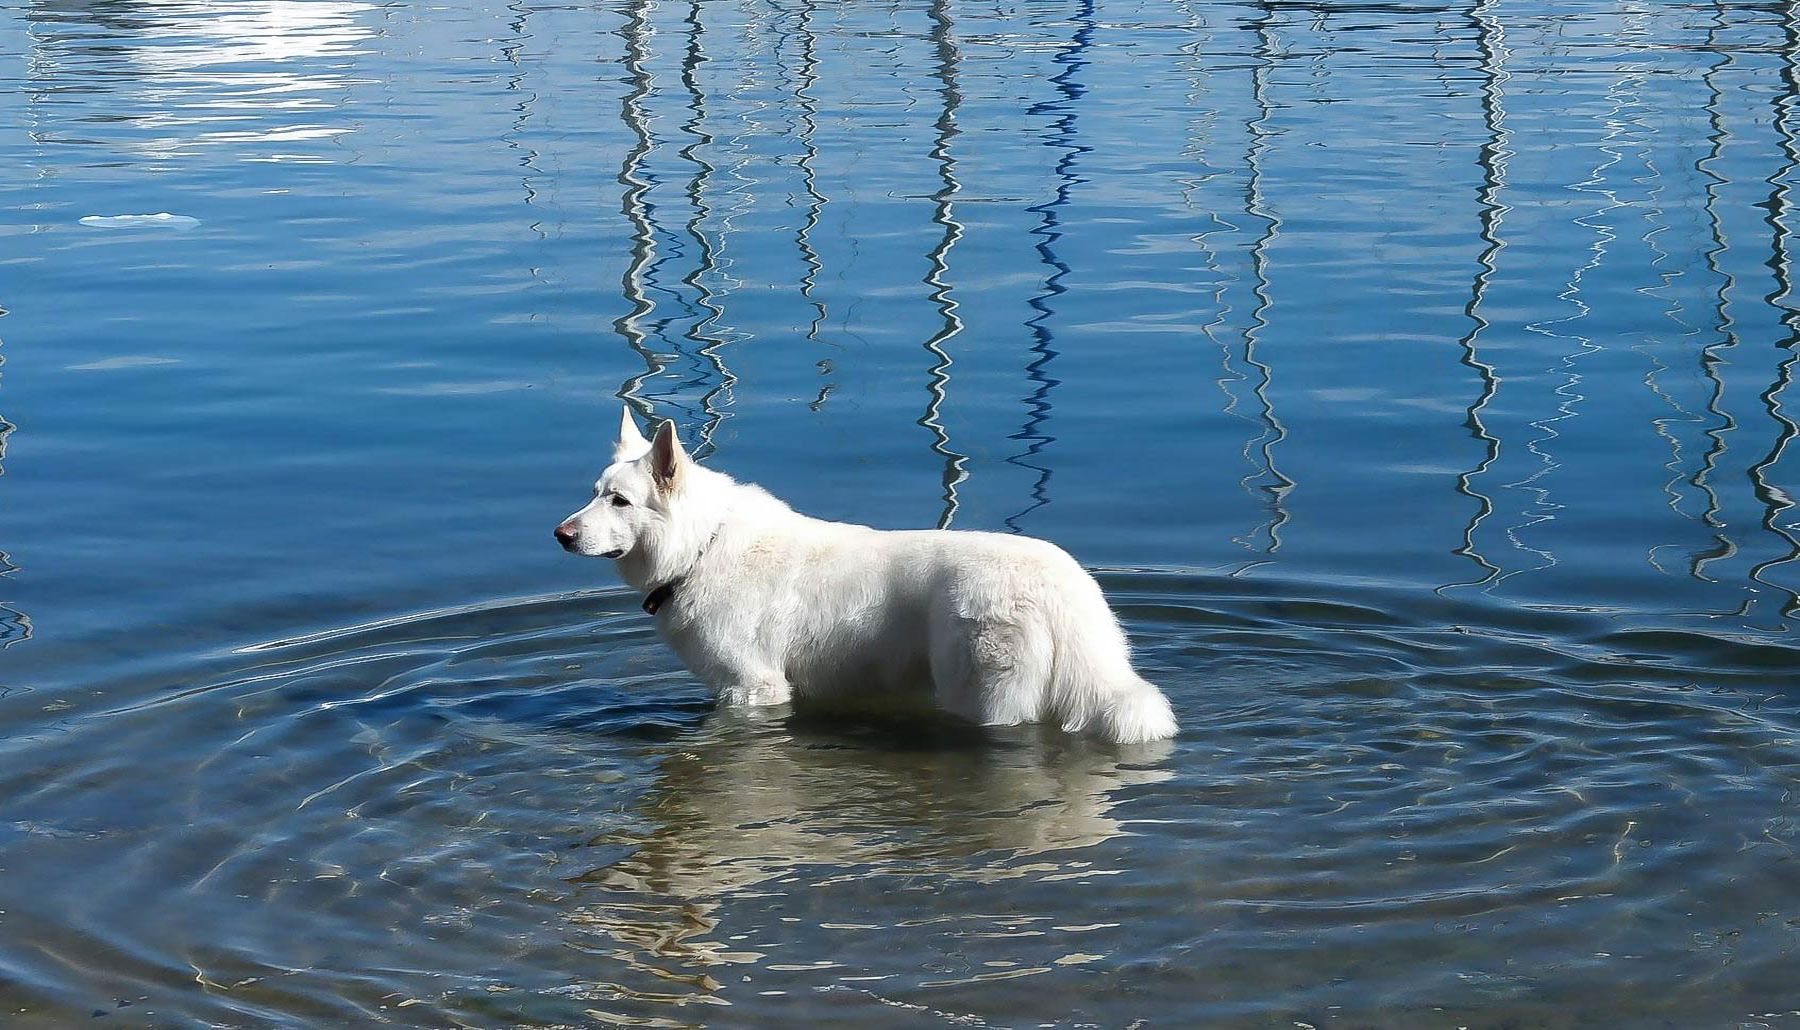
[615,405,649,460]
[648,420,687,491]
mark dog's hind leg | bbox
[928,611,1050,728]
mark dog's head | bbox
[554,407,689,560]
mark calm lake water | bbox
[3,0,1800,1024]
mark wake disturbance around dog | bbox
[555,409,1178,744]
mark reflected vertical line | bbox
[1692,2,1740,581]
[0,302,10,473]
[1173,0,1261,551]
[1444,0,1509,591]
[791,0,832,379]
[502,0,548,244]
[1006,0,1095,532]
[614,0,665,421]
[0,371,9,483]
[1638,183,1699,563]
[1236,3,1294,554]
[1500,65,1641,581]
[1624,16,1702,576]
[0,342,10,482]
[920,0,969,529]
[0,587,28,649]
[680,0,733,458]
[23,15,46,150]
[0,300,21,646]
[0,565,24,649]
[1746,0,1800,619]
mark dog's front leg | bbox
[715,673,793,708]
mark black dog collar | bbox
[640,524,718,617]
[643,580,678,615]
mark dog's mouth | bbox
[601,548,625,559]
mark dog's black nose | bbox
[554,522,578,547]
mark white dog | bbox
[554,410,1177,743]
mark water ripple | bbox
[0,571,1792,1022]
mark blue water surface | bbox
[3,0,1800,1024]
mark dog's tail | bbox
[1091,672,1178,745]
[1046,574,1178,745]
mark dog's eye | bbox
[610,496,631,508]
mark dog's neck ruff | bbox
[640,520,723,617]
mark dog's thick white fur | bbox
[555,410,1177,743]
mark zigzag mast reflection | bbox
[613,0,669,425]
[1690,2,1741,584]
[1006,0,1096,533]
[1173,0,1272,568]
[1443,0,1509,591]
[788,0,835,410]
[1495,58,1645,586]
[500,0,548,245]
[610,0,738,450]
[920,0,970,529]
[1746,0,1800,621]
[1233,1,1294,554]
[679,0,734,460]
[0,313,24,649]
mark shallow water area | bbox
[4,0,1800,1024]
[5,576,1799,1025]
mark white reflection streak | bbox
[122,1,374,161]
[1498,60,1647,585]
[1173,0,1262,561]
[1619,6,1707,577]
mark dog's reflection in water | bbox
[560,709,1173,1008]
